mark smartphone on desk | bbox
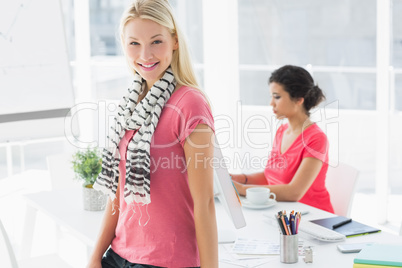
[337,242,374,253]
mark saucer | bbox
[241,198,277,209]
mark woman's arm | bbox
[87,181,120,268]
[231,172,267,185]
[233,157,323,201]
[184,124,218,268]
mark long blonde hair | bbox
[119,0,200,90]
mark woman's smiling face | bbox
[123,18,178,88]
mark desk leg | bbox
[399,221,402,236]
[20,204,38,259]
[6,143,13,177]
[54,224,61,254]
[86,245,94,263]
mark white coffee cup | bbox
[246,187,276,205]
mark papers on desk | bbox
[219,238,305,267]
[220,244,276,268]
[232,237,304,255]
[232,238,280,255]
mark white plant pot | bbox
[82,185,107,211]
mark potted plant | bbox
[72,147,106,211]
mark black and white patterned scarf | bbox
[93,67,176,205]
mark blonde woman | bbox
[87,1,218,267]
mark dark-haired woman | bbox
[232,65,334,213]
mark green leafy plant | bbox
[71,148,102,188]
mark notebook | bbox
[309,216,381,237]
[353,264,401,268]
[354,244,402,267]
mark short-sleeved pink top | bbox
[111,86,214,267]
[264,123,334,213]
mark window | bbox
[390,0,402,195]
[393,0,402,110]
[238,0,377,109]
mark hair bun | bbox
[269,65,326,116]
[304,85,325,112]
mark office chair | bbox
[0,218,72,268]
[325,162,359,217]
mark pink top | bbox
[111,86,214,267]
[264,123,334,213]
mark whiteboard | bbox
[0,0,74,115]
[0,0,75,142]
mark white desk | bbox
[22,188,103,256]
[217,201,402,267]
[23,189,402,267]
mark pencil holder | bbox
[280,234,298,263]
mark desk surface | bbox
[24,189,103,247]
[24,188,402,267]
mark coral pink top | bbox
[111,86,214,267]
[264,123,334,213]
